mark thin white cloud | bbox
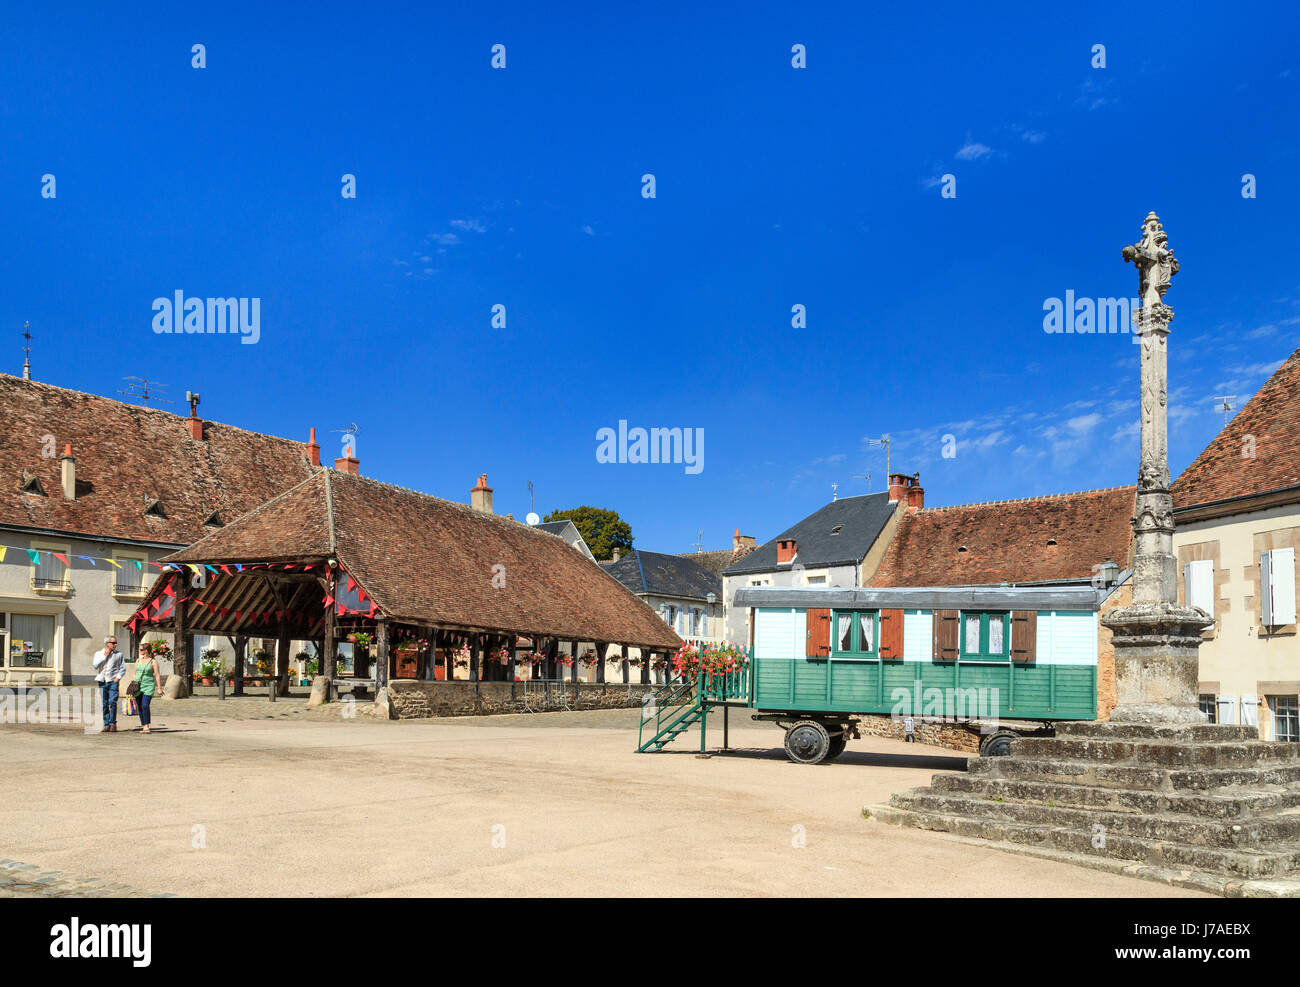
[955,142,993,161]
[450,218,486,233]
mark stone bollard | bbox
[306,675,331,707]
[267,677,276,702]
[163,674,186,700]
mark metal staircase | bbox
[636,661,750,753]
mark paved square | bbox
[2,699,1207,897]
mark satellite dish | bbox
[525,512,540,526]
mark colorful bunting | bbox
[26,549,40,565]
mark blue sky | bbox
[3,2,1298,553]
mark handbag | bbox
[126,680,140,696]
[125,695,140,717]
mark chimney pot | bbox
[888,472,909,503]
[777,538,797,564]
[334,454,360,476]
[470,474,494,514]
[907,481,925,511]
[307,427,321,467]
[733,530,756,553]
[187,415,204,441]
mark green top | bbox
[134,659,159,697]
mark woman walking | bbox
[133,648,162,734]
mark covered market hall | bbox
[127,469,683,705]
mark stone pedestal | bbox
[1102,601,1213,725]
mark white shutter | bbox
[1242,694,1259,727]
[1268,548,1297,625]
[754,608,805,661]
[1261,551,1274,625]
[1217,695,1237,725]
[1184,559,1214,618]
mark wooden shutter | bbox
[933,610,960,661]
[806,608,831,657]
[878,609,904,658]
[1011,610,1037,663]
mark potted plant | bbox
[250,647,270,685]
[393,635,428,678]
[198,651,225,686]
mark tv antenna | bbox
[1213,395,1237,427]
[21,321,32,380]
[527,480,535,515]
[866,434,891,479]
[117,377,173,407]
[851,471,871,493]
[330,422,361,457]
[692,529,704,553]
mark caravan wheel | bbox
[784,720,832,764]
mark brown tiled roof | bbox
[678,547,753,578]
[1173,345,1300,509]
[165,471,681,649]
[868,486,1136,587]
[0,373,317,544]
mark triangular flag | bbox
[337,603,346,617]
[53,552,69,566]
[105,558,121,569]
[368,600,378,617]
[235,564,243,572]
[78,555,96,565]
[0,546,6,563]
[322,595,335,608]
[235,610,242,622]
[346,576,356,593]
[220,565,233,576]
[26,549,40,565]
[358,588,367,603]
[163,584,176,598]
[303,565,314,571]
[204,565,218,575]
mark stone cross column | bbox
[1102,212,1212,724]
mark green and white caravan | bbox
[637,582,1116,763]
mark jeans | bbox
[100,681,119,728]
[139,693,152,727]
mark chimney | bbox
[906,472,924,510]
[334,452,360,475]
[307,427,321,467]
[733,528,756,552]
[60,444,75,500]
[185,390,204,440]
[888,472,909,503]
[612,548,621,562]
[470,473,493,514]
[777,538,797,563]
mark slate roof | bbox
[602,550,721,602]
[868,486,1136,587]
[0,373,317,544]
[679,546,755,577]
[1172,344,1300,509]
[722,493,897,575]
[533,521,574,537]
[162,470,681,648]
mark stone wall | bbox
[377,680,659,720]
[853,713,982,753]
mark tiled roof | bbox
[1173,345,1300,509]
[165,471,681,649]
[679,548,749,577]
[723,493,897,575]
[868,486,1136,587]
[602,550,721,602]
[0,373,317,544]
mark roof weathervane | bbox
[21,321,32,381]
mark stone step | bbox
[871,799,1300,879]
[930,772,1300,820]
[888,789,1300,849]
[1055,721,1259,743]
[967,752,1300,790]
[1010,736,1300,769]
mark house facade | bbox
[1172,344,1300,738]
[602,549,725,642]
[720,477,917,642]
[0,373,322,686]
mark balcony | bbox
[30,575,70,597]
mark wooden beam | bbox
[375,616,390,693]
[173,583,191,697]
[323,568,337,693]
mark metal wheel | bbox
[826,731,848,760]
[784,720,832,764]
[980,730,1018,757]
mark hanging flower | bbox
[491,647,512,666]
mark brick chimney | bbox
[307,427,321,467]
[888,472,909,503]
[733,528,756,552]
[187,415,204,441]
[334,452,360,475]
[470,473,493,514]
[777,538,797,563]
[60,444,75,500]
[906,472,924,510]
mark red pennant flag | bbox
[337,603,346,617]
[151,598,162,612]
[163,584,176,598]
[358,588,367,603]
[53,552,70,566]
[346,575,356,593]
[322,595,335,608]
[303,565,314,571]
[220,608,228,619]
[149,561,164,570]
[235,610,242,622]
[220,565,233,576]
[368,600,378,617]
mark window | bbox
[1270,696,1298,743]
[1261,548,1297,626]
[691,609,703,636]
[959,612,1011,660]
[807,575,826,585]
[663,605,677,628]
[831,610,878,657]
[114,555,146,595]
[1198,694,1217,724]
[30,543,70,591]
[8,614,55,668]
[1184,559,1215,617]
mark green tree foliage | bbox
[543,506,634,561]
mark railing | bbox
[637,677,699,750]
[699,663,750,702]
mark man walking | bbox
[92,636,124,733]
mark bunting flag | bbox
[77,555,97,565]
[26,549,40,565]
[346,575,356,593]
[53,552,69,566]
[105,559,121,569]
[0,547,5,563]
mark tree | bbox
[543,506,634,561]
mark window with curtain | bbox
[114,557,145,593]
[858,613,874,652]
[33,552,67,588]
[831,611,878,656]
[9,613,55,667]
[836,614,852,651]
[959,612,1011,660]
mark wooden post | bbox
[276,620,292,697]
[621,645,629,684]
[471,634,480,695]
[508,634,518,700]
[173,588,191,698]
[596,641,606,685]
[640,647,650,685]
[570,641,579,685]
[323,569,337,699]
[375,616,390,693]
[233,634,247,695]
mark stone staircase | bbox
[868,721,1300,896]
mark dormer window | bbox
[21,476,46,496]
[204,510,223,527]
[1047,538,1058,546]
[958,545,969,553]
[830,524,843,535]
[145,498,167,519]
